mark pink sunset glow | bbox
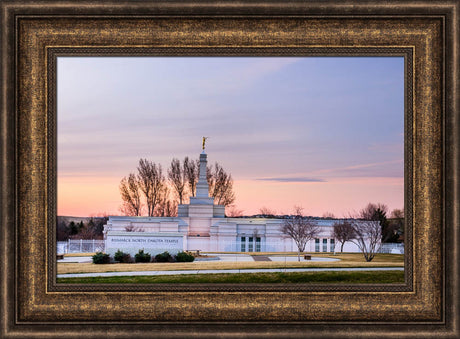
[57,175,403,218]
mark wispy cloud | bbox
[311,159,403,176]
[256,177,326,183]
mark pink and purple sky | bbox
[57,57,404,217]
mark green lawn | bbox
[57,270,404,284]
[58,253,404,274]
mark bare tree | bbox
[331,220,356,253]
[119,173,142,216]
[184,156,198,197]
[155,186,178,217]
[163,199,178,217]
[322,211,335,219]
[259,206,276,217]
[120,157,235,216]
[359,202,399,243]
[137,159,165,217]
[74,226,95,239]
[349,219,382,262]
[390,208,404,219]
[168,158,187,204]
[280,206,320,261]
[359,202,388,220]
[206,163,214,193]
[226,205,244,217]
[207,162,235,206]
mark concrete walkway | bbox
[251,255,271,261]
[57,267,403,278]
[268,256,340,262]
[58,256,93,263]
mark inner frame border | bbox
[47,46,414,293]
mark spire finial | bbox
[202,136,209,150]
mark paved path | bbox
[57,267,403,278]
[58,256,93,263]
[268,256,340,262]
[251,255,271,261]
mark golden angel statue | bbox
[202,137,209,150]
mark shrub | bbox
[134,249,151,263]
[114,250,132,263]
[92,252,110,264]
[155,251,173,263]
[175,251,195,262]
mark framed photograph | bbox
[1,1,458,338]
[53,54,407,288]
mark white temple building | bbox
[103,150,364,255]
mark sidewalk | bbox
[57,267,403,278]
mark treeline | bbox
[120,157,235,217]
[278,203,404,263]
[332,202,404,254]
[57,216,108,241]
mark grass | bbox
[57,253,404,275]
[57,270,405,284]
[63,252,96,257]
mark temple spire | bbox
[177,139,223,219]
[196,148,209,198]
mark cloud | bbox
[311,159,404,178]
[256,177,326,183]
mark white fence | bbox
[378,243,404,254]
[57,239,105,254]
[191,240,337,253]
[56,239,404,254]
[213,241,404,254]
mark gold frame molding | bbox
[1,1,458,338]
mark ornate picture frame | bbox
[1,1,458,337]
